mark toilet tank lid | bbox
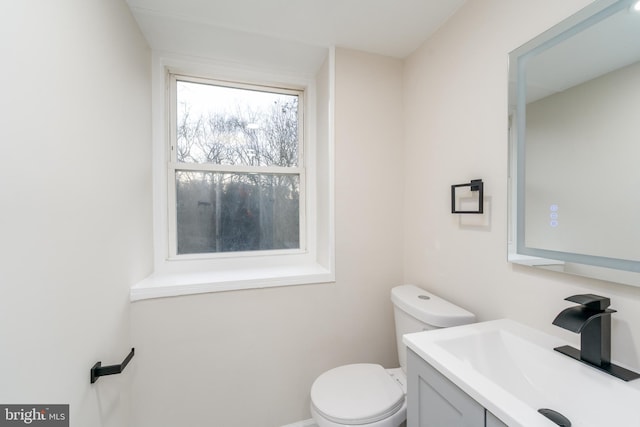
[391,284,476,327]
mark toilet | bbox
[310,284,476,427]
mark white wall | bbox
[403,0,640,370]
[130,47,404,427]
[0,1,151,426]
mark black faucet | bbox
[553,294,640,381]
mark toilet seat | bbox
[310,364,405,425]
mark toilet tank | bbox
[391,284,476,372]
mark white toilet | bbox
[310,284,476,427]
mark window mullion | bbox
[169,162,302,175]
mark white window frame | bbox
[167,73,307,260]
[130,53,335,301]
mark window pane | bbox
[175,171,300,254]
[176,81,299,167]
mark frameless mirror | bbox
[508,0,640,286]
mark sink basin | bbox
[403,319,640,427]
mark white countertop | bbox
[403,319,640,427]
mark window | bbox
[168,74,305,258]
[129,55,334,301]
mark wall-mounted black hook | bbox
[90,348,135,384]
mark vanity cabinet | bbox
[486,411,508,427]
[407,349,507,427]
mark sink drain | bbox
[538,408,571,426]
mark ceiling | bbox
[126,0,466,72]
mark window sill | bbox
[130,263,335,301]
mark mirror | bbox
[508,0,640,286]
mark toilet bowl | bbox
[309,284,475,427]
[311,364,406,427]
